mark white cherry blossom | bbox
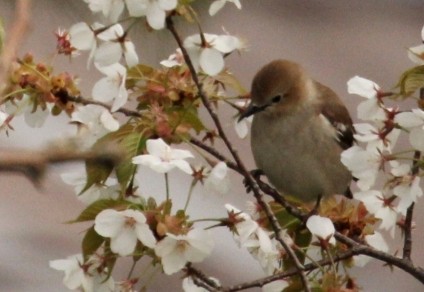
[408,44,424,65]
[125,0,178,30]
[204,161,230,194]
[69,22,104,66]
[83,0,125,22]
[184,33,243,76]
[71,104,120,147]
[94,23,139,67]
[61,171,119,205]
[4,94,49,128]
[234,100,253,139]
[389,161,423,215]
[160,48,183,67]
[94,209,157,256]
[353,231,389,267]
[395,109,424,151]
[49,253,115,292]
[341,146,384,191]
[354,190,398,237]
[353,123,400,152]
[92,63,129,112]
[347,76,386,121]
[244,232,281,275]
[209,0,242,16]
[0,110,8,129]
[306,215,336,245]
[154,228,215,275]
[132,138,194,174]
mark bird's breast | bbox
[250,110,351,201]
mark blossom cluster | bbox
[3,0,424,290]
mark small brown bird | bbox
[239,60,354,202]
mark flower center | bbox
[125,216,137,228]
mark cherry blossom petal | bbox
[94,42,122,67]
[395,111,423,128]
[132,154,161,167]
[306,215,335,244]
[146,138,169,157]
[135,224,157,248]
[347,76,380,99]
[357,98,386,121]
[110,227,138,256]
[408,44,424,65]
[158,0,177,10]
[146,1,166,30]
[162,247,186,274]
[94,209,125,237]
[123,41,139,67]
[170,160,193,174]
[213,35,241,53]
[199,48,224,76]
[409,127,424,151]
[205,161,230,194]
[69,22,95,51]
[209,0,226,16]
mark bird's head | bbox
[239,59,311,121]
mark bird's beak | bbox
[237,103,268,122]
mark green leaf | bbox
[396,65,424,97]
[116,133,147,190]
[169,106,205,134]
[69,199,130,223]
[82,226,105,260]
[82,156,114,194]
[104,240,117,280]
[126,64,155,88]
[214,71,249,96]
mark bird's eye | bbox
[271,95,281,103]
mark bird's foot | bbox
[243,169,264,192]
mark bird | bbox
[238,59,354,203]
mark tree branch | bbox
[57,91,142,118]
[0,144,122,184]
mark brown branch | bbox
[166,16,310,291]
[60,92,142,118]
[335,231,424,284]
[0,145,122,184]
[403,197,415,260]
[185,263,221,291]
[224,250,356,291]
[0,0,31,88]
[189,137,240,174]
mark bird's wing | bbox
[316,82,355,150]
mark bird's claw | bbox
[243,169,264,193]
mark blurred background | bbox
[1,0,423,291]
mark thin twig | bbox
[335,232,424,284]
[60,92,142,118]
[166,16,310,291]
[186,263,221,291]
[189,137,240,173]
[224,249,356,291]
[0,0,31,88]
